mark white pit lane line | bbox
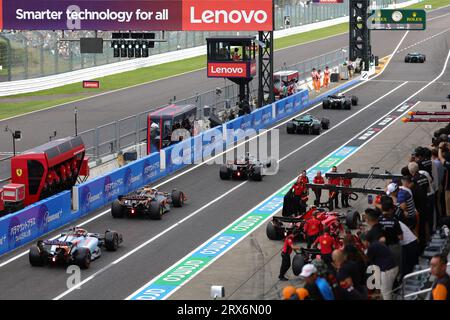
[126,50,450,301]
[0,30,410,271]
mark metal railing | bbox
[400,263,450,300]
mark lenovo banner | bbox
[0,0,273,31]
[207,62,256,78]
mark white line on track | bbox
[0,26,409,269]
[131,49,450,301]
[52,181,247,300]
[398,27,450,54]
[51,43,416,300]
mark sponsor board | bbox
[82,80,99,88]
[1,0,273,31]
[207,62,248,78]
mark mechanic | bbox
[341,168,353,208]
[313,227,336,266]
[438,141,450,216]
[378,196,403,277]
[323,66,331,88]
[279,233,300,281]
[360,232,398,300]
[429,253,450,300]
[300,264,335,300]
[313,171,325,206]
[300,170,309,184]
[328,166,341,209]
[304,211,323,248]
[290,177,309,215]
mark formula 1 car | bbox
[219,153,277,181]
[265,206,360,241]
[111,187,186,220]
[286,114,330,135]
[29,227,122,269]
[322,94,358,110]
[404,52,426,63]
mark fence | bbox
[77,47,347,163]
[0,0,412,82]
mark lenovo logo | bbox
[182,0,273,31]
[190,7,268,25]
[208,63,248,78]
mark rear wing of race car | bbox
[42,240,72,246]
[118,195,150,201]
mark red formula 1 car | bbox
[266,206,361,245]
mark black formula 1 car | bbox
[405,52,426,63]
[286,114,330,135]
[111,187,186,219]
[322,94,358,110]
[220,153,276,181]
[29,227,122,269]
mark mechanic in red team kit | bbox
[341,169,353,208]
[304,211,324,248]
[313,228,337,266]
[279,233,301,281]
[328,166,341,209]
[291,176,309,215]
[313,170,325,205]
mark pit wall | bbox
[0,78,360,256]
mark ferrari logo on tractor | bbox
[16,169,23,177]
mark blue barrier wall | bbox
[0,79,359,257]
[0,191,72,256]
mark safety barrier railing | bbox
[400,263,450,300]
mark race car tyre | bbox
[219,166,231,180]
[423,56,426,62]
[111,200,125,219]
[346,209,361,229]
[420,58,425,63]
[292,254,305,276]
[171,190,184,207]
[321,118,330,130]
[105,231,120,251]
[351,96,359,106]
[286,123,296,134]
[405,58,410,63]
[266,222,283,240]
[149,201,163,220]
[252,166,263,181]
[74,248,91,269]
[323,99,331,109]
[312,124,321,135]
[29,246,45,267]
[343,100,352,110]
